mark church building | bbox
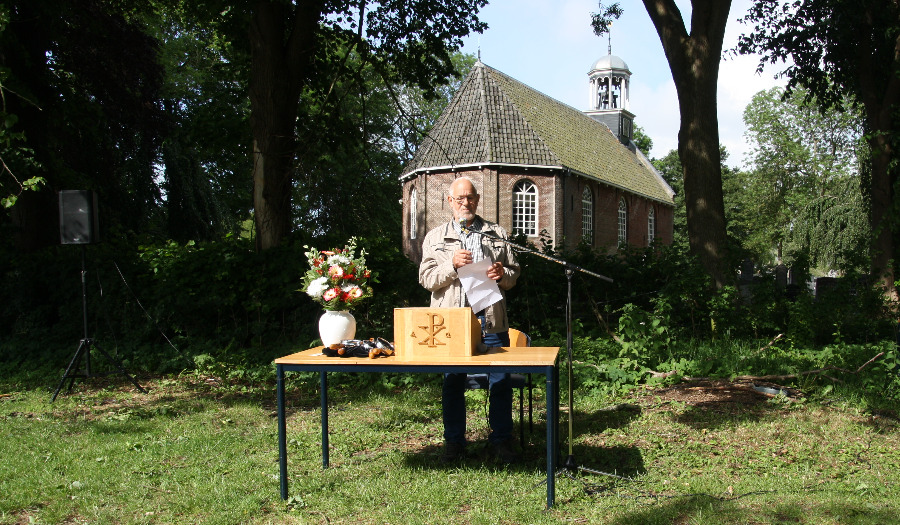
[399,55,675,263]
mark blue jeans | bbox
[442,325,512,445]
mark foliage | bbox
[736,0,900,294]
[0,233,421,378]
[0,1,45,209]
[236,0,490,249]
[1,0,168,247]
[736,0,900,113]
[616,302,672,367]
[146,3,252,241]
[738,86,868,269]
[631,124,653,156]
[792,175,870,273]
[301,238,375,311]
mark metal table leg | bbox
[545,363,557,508]
[321,371,329,467]
[278,364,288,499]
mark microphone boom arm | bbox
[464,226,612,283]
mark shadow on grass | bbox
[570,403,642,438]
[600,490,900,525]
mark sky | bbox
[459,0,786,168]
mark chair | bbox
[465,328,534,444]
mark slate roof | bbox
[401,61,675,205]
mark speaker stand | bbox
[51,246,145,401]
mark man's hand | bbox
[453,249,473,269]
[486,261,504,281]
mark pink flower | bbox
[322,288,340,301]
[349,286,363,299]
[328,265,344,279]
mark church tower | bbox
[584,52,635,145]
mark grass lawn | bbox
[1,372,898,524]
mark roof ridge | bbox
[475,63,494,162]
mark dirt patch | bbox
[641,378,802,408]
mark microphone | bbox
[458,218,503,241]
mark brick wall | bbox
[402,167,674,263]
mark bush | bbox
[0,234,422,379]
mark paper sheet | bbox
[457,258,503,314]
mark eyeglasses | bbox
[450,194,478,204]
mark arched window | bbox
[581,187,593,243]
[647,206,655,246]
[513,180,537,236]
[409,188,417,240]
[617,197,627,246]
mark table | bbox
[275,346,560,508]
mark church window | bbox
[617,197,627,246]
[647,206,655,245]
[581,187,593,244]
[409,188,417,240]
[513,180,537,236]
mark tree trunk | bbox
[857,3,900,301]
[869,142,897,299]
[643,0,732,288]
[248,0,324,250]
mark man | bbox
[418,177,521,463]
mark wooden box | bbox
[393,307,481,358]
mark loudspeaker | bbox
[59,190,99,245]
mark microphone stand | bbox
[461,223,618,478]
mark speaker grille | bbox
[59,190,99,245]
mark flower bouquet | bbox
[301,237,375,311]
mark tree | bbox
[736,0,900,297]
[147,6,252,242]
[632,124,654,155]
[1,0,167,251]
[739,86,867,268]
[245,0,487,250]
[0,2,44,210]
[593,1,733,289]
[653,145,745,254]
[292,50,476,245]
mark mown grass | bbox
[1,367,898,524]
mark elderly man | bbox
[418,177,521,463]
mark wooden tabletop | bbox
[275,346,559,367]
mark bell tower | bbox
[584,47,635,145]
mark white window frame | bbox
[647,206,655,245]
[513,180,538,236]
[617,197,627,246]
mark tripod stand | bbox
[51,246,145,402]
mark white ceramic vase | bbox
[318,310,356,347]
